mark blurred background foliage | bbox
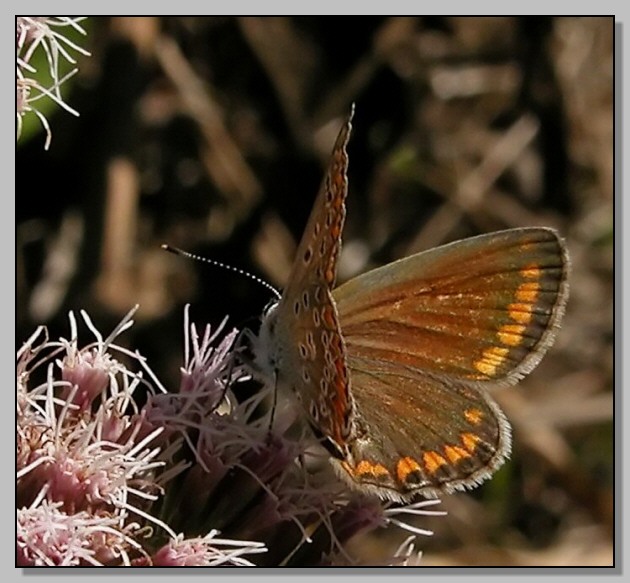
[16,16,613,566]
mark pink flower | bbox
[17,305,440,566]
[16,17,90,149]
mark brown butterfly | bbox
[255,108,569,501]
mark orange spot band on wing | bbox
[474,346,509,377]
[464,408,484,425]
[396,457,422,484]
[355,460,390,479]
[422,451,447,475]
[461,432,481,453]
[444,445,472,464]
[520,264,542,280]
[515,281,540,303]
[508,302,534,324]
[497,323,526,346]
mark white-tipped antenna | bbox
[161,244,282,300]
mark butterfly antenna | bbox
[161,244,282,300]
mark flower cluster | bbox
[16,306,443,566]
[16,17,90,149]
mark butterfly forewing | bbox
[334,228,569,386]
[262,110,355,452]
[282,109,353,299]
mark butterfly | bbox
[254,107,569,501]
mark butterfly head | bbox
[253,299,281,379]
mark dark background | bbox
[16,17,613,566]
